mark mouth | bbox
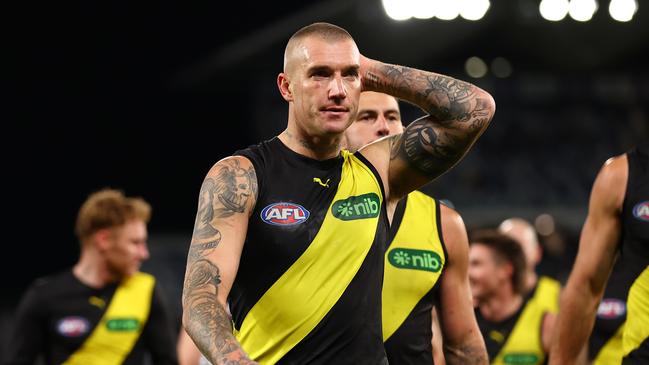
[320,106,349,117]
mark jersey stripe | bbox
[63,272,155,365]
[382,192,445,342]
[234,151,383,364]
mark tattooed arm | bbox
[182,156,260,365]
[358,56,495,201]
[437,205,488,365]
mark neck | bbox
[73,248,115,288]
[279,128,342,161]
[478,286,523,322]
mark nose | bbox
[328,75,347,100]
[139,242,150,261]
[376,115,390,137]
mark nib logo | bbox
[388,248,442,272]
[332,193,380,221]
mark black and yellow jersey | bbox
[4,270,177,365]
[382,191,447,365]
[232,137,389,365]
[476,276,560,365]
[589,258,632,365]
[620,145,649,365]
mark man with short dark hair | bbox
[469,230,555,365]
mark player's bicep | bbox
[571,156,626,295]
[184,156,257,305]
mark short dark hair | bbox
[470,229,527,295]
[288,22,353,45]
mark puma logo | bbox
[88,296,106,309]
[313,177,330,188]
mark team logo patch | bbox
[332,193,380,221]
[388,248,443,272]
[261,202,310,226]
[502,353,539,364]
[106,318,140,331]
[632,201,649,222]
[57,316,90,337]
[597,298,626,319]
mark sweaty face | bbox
[468,244,504,303]
[284,37,361,137]
[344,92,404,152]
[103,219,150,280]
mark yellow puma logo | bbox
[489,330,505,343]
[89,296,106,309]
[313,177,330,188]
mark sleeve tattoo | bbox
[367,64,494,178]
[183,159,258,365]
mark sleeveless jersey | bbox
[477,276,560,365]
[232,137,389,365]
[382,191,447,365]
[620,145,649,365]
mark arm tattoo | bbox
[183,158,258,365]
[194,159,256,240]
[369,64,494,177]
[444,343,489,365]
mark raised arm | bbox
[182,156,259,365]
[437,205,488,365]
[359,56,495,201]
[548,155,627,365]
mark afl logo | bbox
[596,299,626,319]
[57,316,90,337]
[632,201,649,222]
[261,202,310,226]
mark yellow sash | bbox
[234,151,383,364]
[63,272,155,365]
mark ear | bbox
[93,228,113,252]
[277,73,293,102]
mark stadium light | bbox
[569,0,598,22]
[539,0,570,21]
[609,0,637,22]
[460,0,491,21]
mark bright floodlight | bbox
[460,0,491,21]
[383,0,413,21]
[609,0,637,22]
[434,0,460,20]
[539,0,570,21]
[412,0,436,19]
[569,0,598,22]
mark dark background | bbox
[5,0,648,317]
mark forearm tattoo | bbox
[367,64,494,177]
[444,343,489,365]
[183,158,258,365]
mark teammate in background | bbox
[344,91,487,364]
[182,22,495,365]
[550,146,648,365]
[498,218,560,330]
[3,188,178,365]
[469,230,555,365]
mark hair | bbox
[75,188,151,242]
[469,229,527,295]
[284,22,354,71]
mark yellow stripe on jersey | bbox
[234,151,383,365]
[491,276,560,365]
[63,272,155,365]
[623,266,649,357]
[593,323,625,365]
[382,191,445,341]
